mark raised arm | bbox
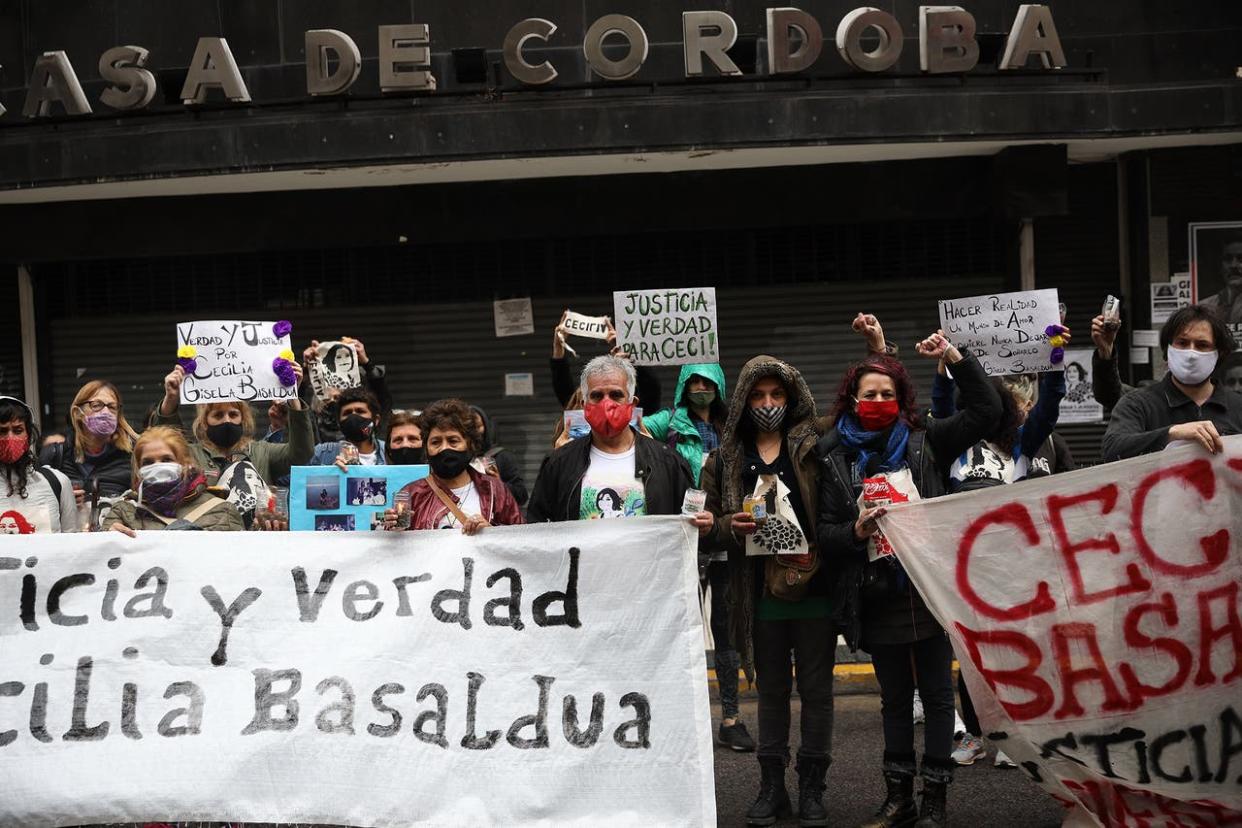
[918,331,1002,464]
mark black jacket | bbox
[38,432,132,499]
[1101,372,1242,460]
[470,405,528,506]
[526,431,693,522]
[816,353,1001,651]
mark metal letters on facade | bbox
[583,15,648,81]
[766,8,824,75]
[8,5,1066,120]
[179,38,251,104]
[306,30,361,96]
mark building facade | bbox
[2,2,1240,475]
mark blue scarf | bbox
[836,413,911,478]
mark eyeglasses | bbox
[81,400,119,413]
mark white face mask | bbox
[1167,346,1218,387]
[138,461,184,486]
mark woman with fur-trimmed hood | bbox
[700,354,833,827]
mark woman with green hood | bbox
[643,364,755,753]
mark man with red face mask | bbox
[526,355,708,532]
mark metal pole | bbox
[17,265,40,428]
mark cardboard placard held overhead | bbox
[938,289,1061,376]
[613,287,719,366]
[493,298,535,337]
[309,340,362,401]
[176,320,297,403]
[1057,348,1104,424]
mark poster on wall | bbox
[290,464,429,532]
[1188,221,1242,335]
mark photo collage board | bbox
[290,464,429,532]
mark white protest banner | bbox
[563,311,612,340]
[494,297,535,337]
[614,288,719,366]
[176,320,296,403]
[1058,348,1104,424]
[880,441,1242,827]
[0,517,714,827]
[309,340,362,402]
[939,289,1061,376]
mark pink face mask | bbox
[84,410,118,437]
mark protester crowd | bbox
[3,297,1239,828]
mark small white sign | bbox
[493,298,535,338]
[563,311,611,339]
[1132,329,1160,348]
[176,320,296,404]
[504,372,534,397]
[1130,346,1151,365]
[1150,283,1181,325]
[938,289,1061,376]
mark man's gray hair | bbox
[579,354,638,399]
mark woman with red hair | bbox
[816,327,1000,828]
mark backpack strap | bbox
[36,466,63,503]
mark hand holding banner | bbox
[880,440,1242,826]
[0,517,715,827]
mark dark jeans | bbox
[958,670,981,736]
[752,614,837,764]
[870,634,955,764]
[707,561,740,720]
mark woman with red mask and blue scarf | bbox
[816,328,1000,828]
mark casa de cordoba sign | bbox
[6,5,1065,120]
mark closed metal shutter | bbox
[0,275,23,402]
[40,217,1010,486]
[1035,162,1121,466]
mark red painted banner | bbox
[883,439,1242,826]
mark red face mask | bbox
[584,399,634,439]
[0,435,28,465]
[856,399,900,431]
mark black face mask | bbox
[340,414,374,443]
[388,446,426,466]
[206,422,244,449]
[428,448,472,480]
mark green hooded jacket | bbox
[641,362,727,485]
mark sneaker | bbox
[994,749,1018,769]
[912,690,925,724]
[719,720,757,752]
[952,734,986,765]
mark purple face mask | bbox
[84,410,117,437]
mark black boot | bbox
[746,756,792,826]
[859,760,917,828]
[794,756,829,827]
[914,757,953,828]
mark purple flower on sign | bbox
[1045,324,1064,337]
[1050,347,1065,365]
[273,320,293,339]
[272,358,297,387]
[177,357,198,374]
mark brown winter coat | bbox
[700,354,827,681]
[104,484,244,531]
